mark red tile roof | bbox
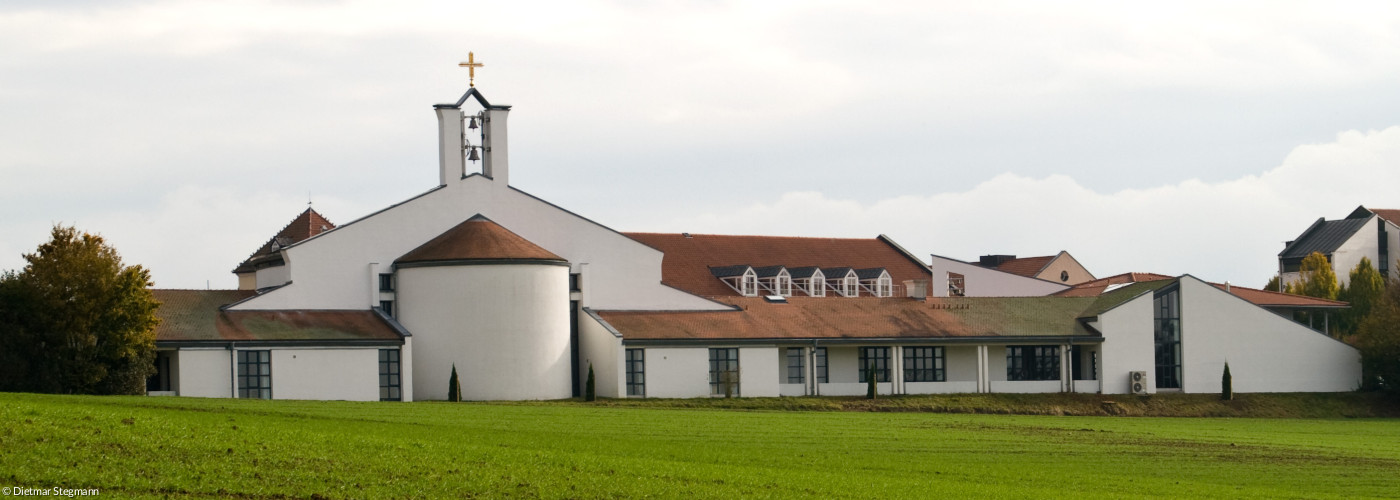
[1052,272,1347,308]
[622,233,930,297]
[597,295,1099,341]
[396,215,564,265]
[153,289,404,343]
[986,255,1054,278]
[232,208,335,273]
[1368,208,1400,227]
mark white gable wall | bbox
[1329,214,1381,288]
[1094,292,1157,394]
[230,175,727,312]
[1177,276,1360,393]
[928,255,1069,297]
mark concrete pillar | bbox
[482,108,509,185]
[435,107,465,185]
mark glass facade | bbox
[1154,287,1183,389]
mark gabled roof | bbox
[152,289,403,343]
[855,268,888,280]
[232,208,335,274]
[752,265,787,278]
[1054,272,1347,309]
[1350,205,1400,227]
[1279,217,1370,261]
[595,295,1100,341]
[623,233,931,297]
[395,214,565,265]
[983,255,1055,278]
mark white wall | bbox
[254,263,290,290]
[1093,292,1157,394]
[645,347,712,398]
[177,348,231,398]
[739,346,779,397]
[928,255,1069,297]
[1177,276,1361,393]
[231,175,728,313]
[1329,214,1380,288]
[398,264,572,401]
[580,311,623,398]
[269,348,381,401]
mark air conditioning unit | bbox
[1128,371,1148,395]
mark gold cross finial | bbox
[459,52,484,87]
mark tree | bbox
[1221,363,1232,401]
[1338,257,1385,337]
[584,363,596,402]
[1263,275,1283,293]
[447,364,462,402]
[865,364,878,400]
[1288,252,1339,300]
[0,225,158,395]
[1353,278,1400,395]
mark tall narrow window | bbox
[379,349,401,401]
[858,347,890,383]
[626,349,645,397]
[903,346,944,382]
[843,275,858,297]
[1007,346,1059,381]
[570,273,582,292]
[741,270,758,297]
[379,300,394,317]
[1154,286,1182,389]
[810,276,825,297]
[785,347,805,384]
[815,347,828,383]
[379,273,394,292]
[708,348,740,396]
[237,350,271,399]
[776,275,793,297]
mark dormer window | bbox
[856,268,893,297]
[710,265,759,297]
[843,275,858,297]
[776,273,792,297]
[822,268,858,297]
[741,269,758,297]
[753,266,792,297]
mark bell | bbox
[466,147,480,162]
[468,116,478,130]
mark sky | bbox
[4,1,1400,290]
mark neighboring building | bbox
[927,254,1072,298]
[974,251,1096,286]
[1278,206,1400,288]
[147,80,1361,401]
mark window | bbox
[237,350,271,399]
[785,347,805,384]
[877,276,893,297]
[810,275,825,297]
[903,347,944,382]
[843,275,858,297]
[1007,346,1059,381]
[776,274,793,297]
[1154,287,1182,389]
[570,273,582,292]
[379,273,394,292]
[741,270,758,297]
[858,347,890,383]
[379,300,394,317]
[815,347,829,383]
[626,349,645,397]
[708,348,740,396]
[379,349,401,401]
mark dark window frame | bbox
[626,348,645,397]
[1007,345,1060,381]
[858,347,891,383]
[378,300,394,317]
[1154,286,1183,389]
[903,346,945,382]
[785,347,805,384]
[237,350,272,399]
[815,347,828,384]
[708,348,740,396]
[379,349,401,401]
[378,273,394,292]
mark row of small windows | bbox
[235,349,403,401]
[711,266,895,298]
[622,345,1087,397]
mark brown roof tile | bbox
[1053,272,1174,297]
[1052,272,1347,308]
[396,215,565,265]
[232,208,335,274]
[988,255,1055,278]
[622,233,930,297]
[153,289,404,343]
[1368,208,1400,227]
[597,295,1099,341]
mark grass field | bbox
[2,393,1399,499]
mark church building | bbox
[147,73,1362,401]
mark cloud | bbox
[653,126,1400,288]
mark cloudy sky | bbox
[4,1,1400,289]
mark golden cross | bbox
[459,52,484,87]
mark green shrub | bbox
[448,364,462,402]
[866,364,877,400]
[585,363,596,402]
[1221,363,1233,401]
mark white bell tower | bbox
[434,53,510,186]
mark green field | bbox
[2,393,1398,499]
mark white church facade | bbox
[148,81,1362,401]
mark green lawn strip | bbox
[2,393,1397,499]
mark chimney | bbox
[480,108,509,185]
[435,106,465,186]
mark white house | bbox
[148,79,1362,401]
[1279,205,1400,288]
